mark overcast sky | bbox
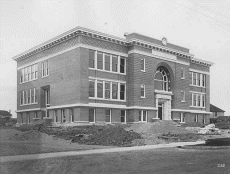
[1,0,230,117]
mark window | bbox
[21,114,24,124]
[20,91,24,105]
[89,80,95,97]
[121,110,126,123]
[24,67,28,82]
[97,52,103,70]
[181,91,185,102]
[89,79,126,101]
[191,93,205,108]
[34,112,37,118]
[104,54,110,71]
[54,110,58,123]
[27,113,30,123]
[105,109,111,123]
[89,50,95,68]
[120,84,125,100]
[180,113,185,123]
[195,114,198,122]
[35,64,38,79]
[35,88,38,103]
[42,60,49,77]
[202,95,205,107]
[112,55,118,72]
[27,89,31,104]
[45,89,50,105]
[112,82,118,99]
[89,108,95,123]
[154,67,170,91]
[139,110,147,122]
[202,74,206,87]
[181,68,185,79]
[105,82,110,99]
[97,81,103,98]
[120,57,125,73]
[20,88,37,105]
[61,109,65,123]
[20,69,24,83]
[141,85,145,98]
[28,66,31,81]
[191,72,206,87]
[141,59,145,71]
[69,108,74,122]
[89,50,126,74]
[193,72,197,86]
[203,115,206,124]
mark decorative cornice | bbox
[12,26,214,67]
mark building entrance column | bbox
[155,93,172,120]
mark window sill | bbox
[181,101,186,103]
[89,68,126,75]
[20,102,38,106]
[189,84,206,88]
[190,106,206,109]
[41,75,49,78]
[20,78,38,84]
[89,97,126,102]
[181,77,185,80]
[180,122,185,123]
[141,70,146,72]
[141,96,146,99]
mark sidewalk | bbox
[0,141,205,163]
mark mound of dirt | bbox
[125,121,189,135]
[53,125,142,147]
[10,130,51,142]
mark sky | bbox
[0,0,230,117]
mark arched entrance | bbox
[154,66,173,120]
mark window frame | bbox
[195,114,198,122]
[105,109,111,123]
[121,110,126,124]
[139,110,148,122]
[180,113,185,123]
[141,84,145,98]
[181,68,185,79]
[181,91,185,102]
[141,59,145,72]
[42,60,49,77]
[89,108,95,123]
[191,92,205,108]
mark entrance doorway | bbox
[158,104,163,120]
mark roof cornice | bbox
[12,26,214,67]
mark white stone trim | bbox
[128,38,193,57]
[190,91,206,94]
[89,76,126,83]
[16,108,41,113]
[189,68,210,75]
[128,50,190,66]
[46,103,157,110]
[17,44,128,70]
[171,109,211,114]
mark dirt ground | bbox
[1,148,230,174]
[0,128,114,156]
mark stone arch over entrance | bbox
[153,62,174,120]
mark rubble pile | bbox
[198,124,221,135]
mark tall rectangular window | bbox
[20,69,24,83]
[24,90,27,104]
[112,83,118,99]
[120,84,125,100]
[35,88,38,103]
[193,72,197,85]
[24,67,28,82]
[31,64,35,80]
[105,82,110,99]
[89,108,95,123]
[42,60,49,77]
[141,85,145,98]
[197,73,201,86]
[97,81,103,98]
[120,57,125,73]
[202,94,205,107]
[89,50,95,68]
[139,110,147,122]
[35,64,38,79]
[193,94,197,106]
[104,54,110,71]
[181,91,185,102]
[180,113,185,123]
[97,52,103,70]
[105,109,111,123]
[27,89,31,104]
[20,91,24,105]
[198,94,201,106]
[141,59,145,71]
[31,88,35,103]
[195,114,198,122]
[28,66,31,81]
[112,55,118,72]
[143,111,147,122]
[121,110,126,123]
[202,74,206,87]
[89,80,95,97]
[181,68,185,79]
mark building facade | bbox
[13,27,213,125]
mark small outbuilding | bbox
[210,104,225,118]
